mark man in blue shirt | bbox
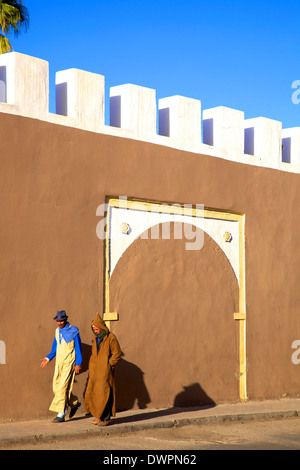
[40,310,82,423]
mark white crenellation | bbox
[55,68,105,132]
[0,51,299,174]
[282,127,300,165]
[244,117,282,168]
[203,106,245,158]
[110,83,156,138]
[0,51,48,118]
[158,95,202,149]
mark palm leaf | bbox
[6,0,29,35]
[0,1,29,53]
[0,33,12,54]
[0,3,21,34]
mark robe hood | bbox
[91,313,109,335]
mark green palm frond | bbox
[0,1,29,53]
[6,0,29,34]
[0,33,12,54]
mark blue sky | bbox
[9,0,300,129]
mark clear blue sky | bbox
[9,0,300,129]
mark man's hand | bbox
[75,365,81,375]
[40,357,49,368]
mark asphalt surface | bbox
[1,397,300,448]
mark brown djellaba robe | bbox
[84,313,122,419]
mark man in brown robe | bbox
[84,313,121,425]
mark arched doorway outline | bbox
[103,197,246,401]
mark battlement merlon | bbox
[0,51,299,173]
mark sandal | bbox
[98,420,111,426]
[51,416,65,423]
[91,418,100,425]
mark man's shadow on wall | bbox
[114,358,216,425]
[115,357,151,410]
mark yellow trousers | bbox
[49,328,79,414]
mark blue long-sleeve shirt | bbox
[46,332,82,366]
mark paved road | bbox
[2,415,300,451]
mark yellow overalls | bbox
[49,327,79,414]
